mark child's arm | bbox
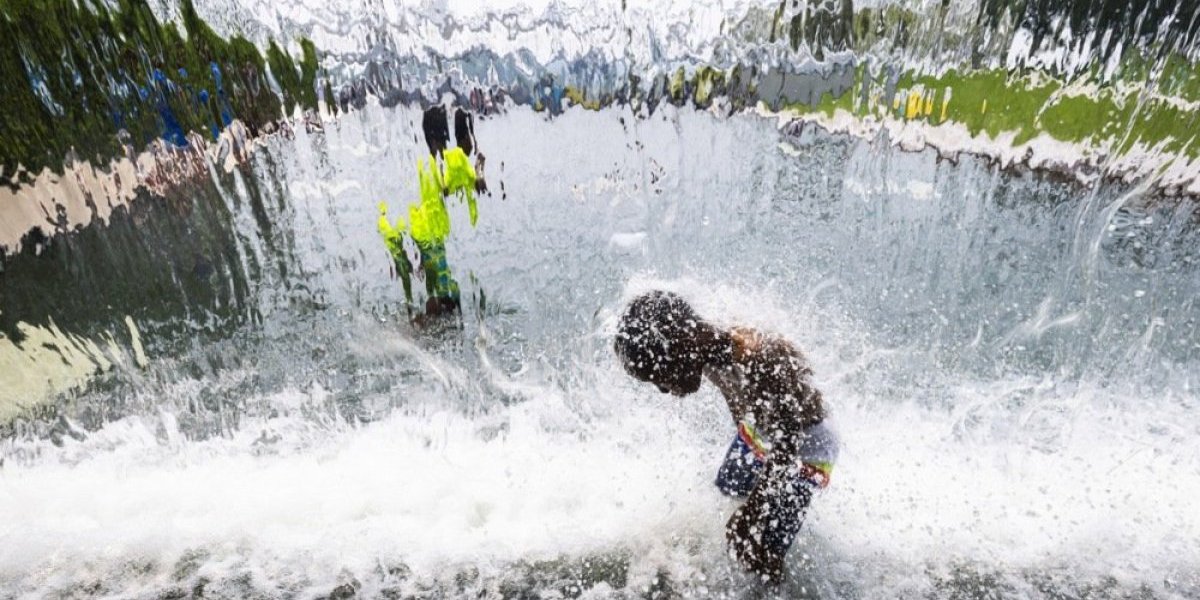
[724,424,811,584]
[725,343,825,583]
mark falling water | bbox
[2,1,1199,598]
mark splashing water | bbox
[3,1,1200,599]
[1,104,1197,598]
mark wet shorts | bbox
[714,421,839,555]
[715,420,838,497]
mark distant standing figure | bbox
[377,104,486,320]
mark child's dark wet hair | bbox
[614,291,708,390]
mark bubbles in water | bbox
[2,0,1200,598]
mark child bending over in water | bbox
[613,290,838,584]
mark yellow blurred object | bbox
[409,157,451,243]
[442,147,478,225]
[378,145,482,307]
[377,201,414,303]
[905,90,921,119]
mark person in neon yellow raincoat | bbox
[377,146,479,316]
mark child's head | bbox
[614,290,711,396]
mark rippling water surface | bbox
[2,1,1200,598]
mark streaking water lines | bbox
[1,1,1199,598]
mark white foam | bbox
[4,104,1198,598]
[3,274,1199,598]
[0,373,734,593]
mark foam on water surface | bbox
[2,104,1199,598]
